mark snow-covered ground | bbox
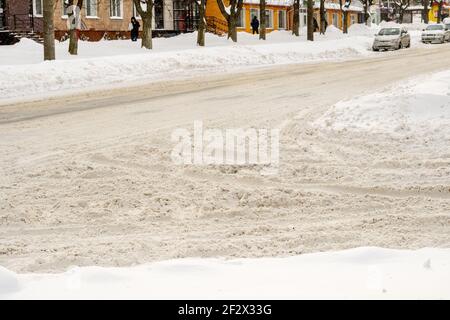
[315,69,450,145]
[1,247,449,299]
[1,23,449,300]
[0,23,445,102]
[1,60,449,299]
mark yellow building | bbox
[428,1,450,23]
[206,0,292,34]
[206,0,363,35]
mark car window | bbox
[426,25,444,30]
[446,24,450,30]
[378,28,400,35]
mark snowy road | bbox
[1,45,450,273]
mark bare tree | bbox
[217,0,244,42]
[422,0,429,23]
[197,0,206,46]
[66,0,83,55]
[340,0,351,34]
[43,0,55,60]
[361,0,374,25]
[260,0,266,40]
[292,0,300,36]
[437,0,444,23]
[319,0,326,34]
[133,0,154,49]
[391,0,410,23]
[307,0,314,40]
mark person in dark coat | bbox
[130,17,140,42]
[251,16,259,35]
[313,17,319,33]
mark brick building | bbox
[1,0,200,41]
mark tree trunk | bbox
[217,0,242,42]
[343,11,348,33]
[292,0,299,36]
[68,0,83,55]
[260,0,266,40]
[142,17,153,49]
[197,0,206,46]
[307,0,314,41]
[399,10,403,24]
[363,4,368,25]
[68,30,78,55]
[423,0,429,24]
[228,15,237,42]
[320,0,326,34]
[437,1,443,23]
[43,0,55,61]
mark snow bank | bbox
[1,247,449,299]
[314,70,450,144]
[0,31,374,101]
[348,23,379,36]
[379,21,427,32]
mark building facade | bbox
[205,0,364,35]
[206,0,291,34]
[287,1,364,31]
[1,0,200,40]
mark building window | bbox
[110,0,123,18]
[236,8,245,28]
[62,0,68,17]
[86,0,98,17]
[173,0,199,32]
[350,14,356,25]
[299,9,306,27]
[278,10,286,29]
[33,0,43,16]
[249,9,272,28]
[154,0,164,29]
[250,8,259,22]
[265,10,273,28]
[332,13,338,27]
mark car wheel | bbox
[406,40,411,48]
[398,42,402,49]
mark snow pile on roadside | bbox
[348,23,380,36]
[314,70,450,143]
[0,32,374,101]
[1,247,449,299]
[379,20,427,32]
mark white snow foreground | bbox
[1,247,449,299]
[0,28,379,102]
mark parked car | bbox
[445,23,450,36]
[421,24,450,44]
[372,27,411,51]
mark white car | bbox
[421,24,450,44]
[372,27,411,51]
